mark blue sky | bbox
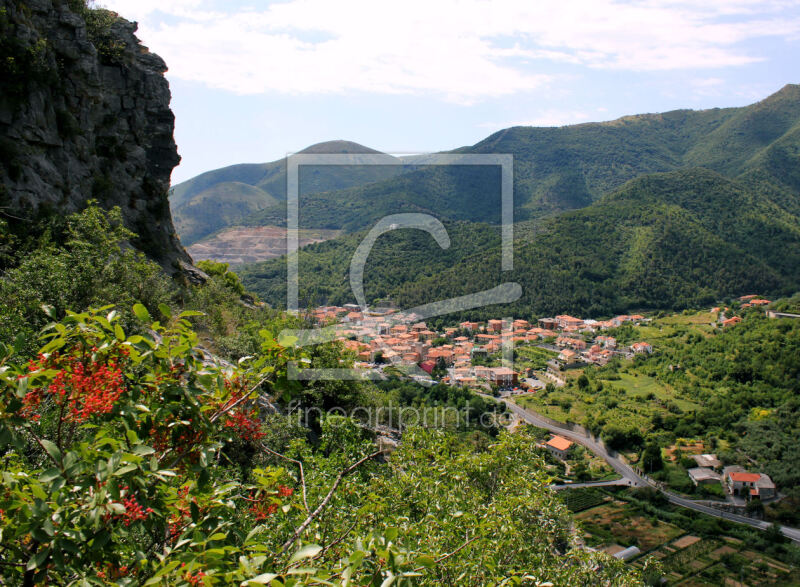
[100,0,800,184]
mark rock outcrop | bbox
[0,0,190,273]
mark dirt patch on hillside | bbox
[188,225,341,265]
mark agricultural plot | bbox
[576,502,683,551]
[640,534,797,585]
[561,489,607,513]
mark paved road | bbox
[491,395,800,544]
[551,479,633,491]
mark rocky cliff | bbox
[0,0,190,273]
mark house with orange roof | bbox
[722,316,742,327]
[595,335,617,349]
[556,336,586,350]
[487,319,504,332]
[556,315,584,329]
[485,341,502,353]
[630,342,653,354]
[724,466,775,499]
[545,435,573,460]
[558,349,580,364]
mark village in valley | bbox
[305,295,786,504]
[311,305,653,388]
[299,295,800,582]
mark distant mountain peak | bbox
[297,140,385,155]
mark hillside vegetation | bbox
[170,141,405,244]
[0,205,646,585]
[240,167,800,318]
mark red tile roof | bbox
[546,436,573,451]
[728,472,760,483]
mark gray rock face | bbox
[0,0,190,273]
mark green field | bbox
[599,373,699,412]
[515,345,558,370]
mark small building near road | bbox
[688,467,721,486]
[723,466,776,499]
[545,435,573,460]
[754,474,777,500]
[488,367,517,387]
[692,454,722,470]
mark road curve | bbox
[490,394,800,544]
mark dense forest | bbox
[240,167,800,318]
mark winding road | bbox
[493,395,800,544]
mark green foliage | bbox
[83,8,126,64]
[197,259,247,296]
[0,204,176,357]
[242,168,800,318]
[375,380,507,434]
[0,309,641,585]
[634,311,800,491]
[641,442,665,473]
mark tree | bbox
[641,442,664,473]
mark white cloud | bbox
[100,0,800,102]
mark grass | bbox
[601,371,700,412]
[514,345,558,370]
[600,372,666,398]
[658,311,718,326]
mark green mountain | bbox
[172,181,279,245]
[234,85,800,316]
[239,167,800,318]
[170,140,404,244]
[242,85,800,235]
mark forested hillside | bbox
[225,85,800,233]
[240,167,800,318]
[170,141,404,244]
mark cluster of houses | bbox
[308,305,656,388]
[686,454,776,501]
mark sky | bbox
[98,0,800,184]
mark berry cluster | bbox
[96,563,130,580]
[116,486,153,527]
[223,408,265,442]
[168,485,203,540]
[21,348,127,423]
[181,565,207,585]
[246,485,293,520]
[220,380,266,442]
